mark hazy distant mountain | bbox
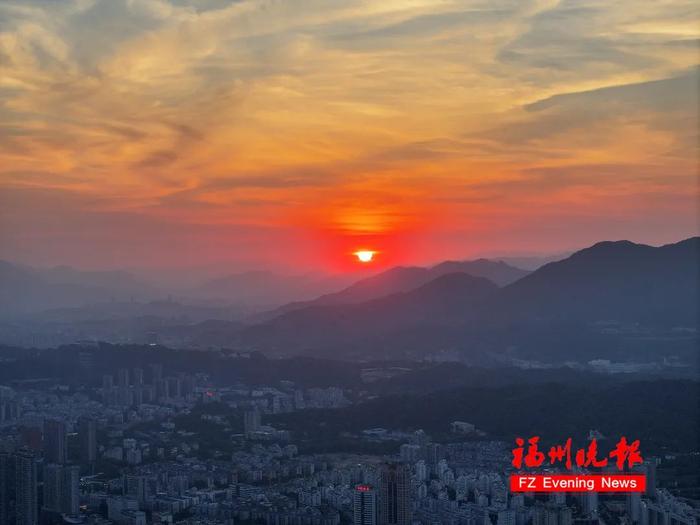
[242,272,498,351]
[261,259,528,320]
[429,259,529,286]
[314,258,527,304]
[307,266,430,305]
[0,260,36,290]
[37,299,242,324]
[194,271,356,307]
[0,296,251,348]
[488,253,570,271]
[39,265,154,295]
[237,237,699,361]
[0,260,159,317]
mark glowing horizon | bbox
[0,0,698,272]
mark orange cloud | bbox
[0,0,697,269]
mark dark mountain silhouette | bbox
[260,259,528,320]
[241,273,498,351]
[309,258,527,304]
[237,237,699,360]
[492,237,699,325]
[309,266,429,304]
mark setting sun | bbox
[354,250,376,263]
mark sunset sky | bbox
[1,0,698,273]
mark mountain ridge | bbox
[235,236,699,360]
[257,258,529,321]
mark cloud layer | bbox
[0,0,698,270]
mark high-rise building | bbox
[549,492,565,506]
[581,491,598,517]
[19,427,42,452]
[62,465,80,516]
[536,504,573,525]
[244,409,261,436]
[156,379,168,401]
[78,417,97,464]
[117,368,130,388]
[133,387,144,407]
[123,474,154,506]
[409,430,428,447]
[0,397,19,424]
[644,459,657,499]
[132,368,144,386]
[399,444,420,463]
[498,509,516,525]
[15,451,39,525]
[379,464,412,525]
[294,390,305,410]
[626,492,641,523]
[180,374,195,398]
[42,464,61,514]
[102,375,114,390]
[415,460,427,482]
[150,363,163,385]
[354,484,377,525]
[43,420,67,465]
[425,443,443,466]
[1,450,38,525]
[0,452,10,524]
[559,506,572,525]
[167,377,181,398]
[43,464,79,516]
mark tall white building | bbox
[415,460,427,482]
[244,409,261,435]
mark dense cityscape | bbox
[1,347,697,525]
